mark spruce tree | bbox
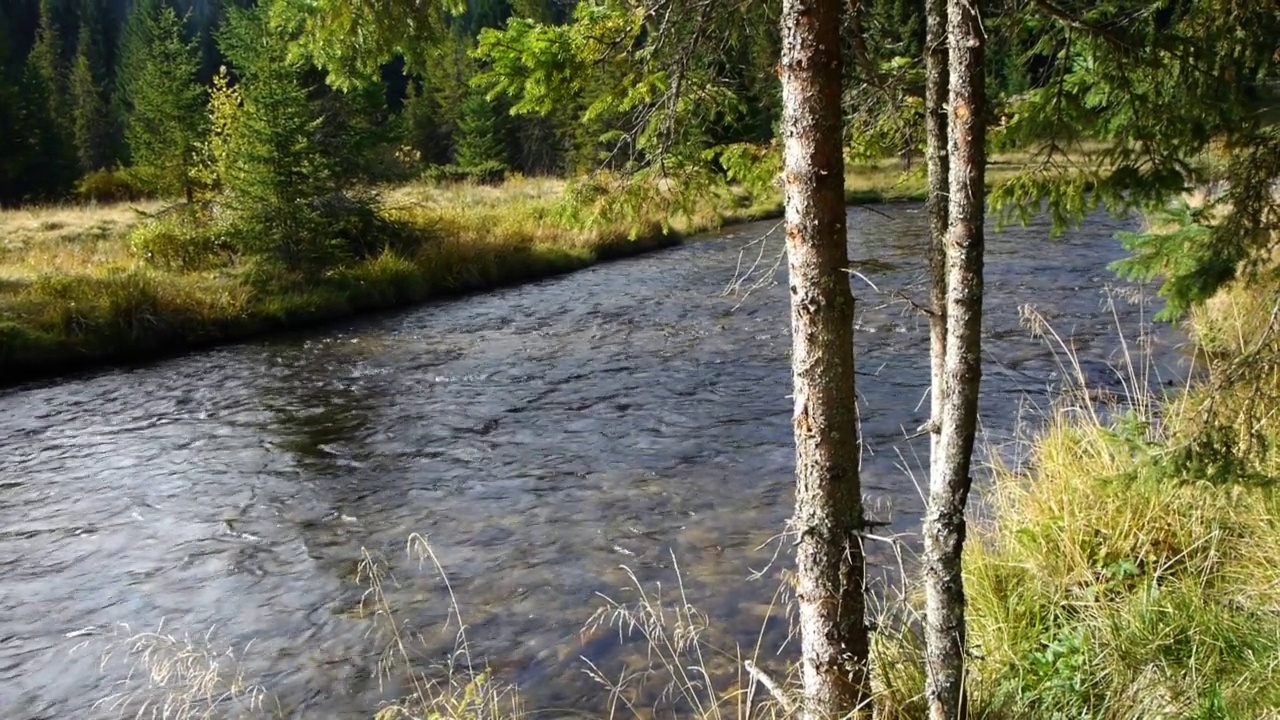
[113,0,162,165]
[314,77,394,182]
[0,8,22,202]
[453,85,507,171]
[399,77,450,167]
[124,4,206,200]
[70,0,113,174]
[215,4,345,272]
[22,0,77,197]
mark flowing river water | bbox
[0,203,1187,718]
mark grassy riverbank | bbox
[0,151,1070,386]
[874,277,1280,717]
[0,175,747,385]
[0,156,1010,386]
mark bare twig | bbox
[743,660,795,715]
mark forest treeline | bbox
[0,0,1052,207]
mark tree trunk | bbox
[923,0,985,717]
[779,0,869,715]
[923,0,949,468]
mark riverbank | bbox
[0,148,1071,387]
[874,275,1280,717]
[0,176,726,387]
[0,159,933,388]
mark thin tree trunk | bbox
[923,0,949,457]
[923,0,985,716]
[779,0,869,714]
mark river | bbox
[0,203,1185,718]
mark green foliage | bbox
[114,0,160,100]
[711,141,781,197]
[984,1,1280,320]
[123,5,207,200]
[1111,201,1226,322]
[16,0,78,199]
[70,0,114,174]
[1109,131,1280,321]
[267,0,464,89]
[399,77,451,167]
[0,7,26,202]
[453,85,508,170]
[75,168,150,202]
[470,0,772,226]
[843,0,926,163]
[314,79,397,182]
[213,4,357,272]
[129,208,235,271]
[397,31,513,169]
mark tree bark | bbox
[779,0,870,715]
[924,0,949,464]
[923,0,985,717]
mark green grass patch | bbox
[874,277,1280,720]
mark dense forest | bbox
[0,0,1059,206]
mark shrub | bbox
[339,250,428,307]
[129,208,234,271]
[75,168,150,203]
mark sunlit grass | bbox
[89,622,279,719]
[0,199,165,272]
[872,283,1280,720]
[0,162,948,382]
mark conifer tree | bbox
[314,77,395,182]
[0,8,22,202]
[113,0,162,165]
[124,4,206,200]
[215,4,344,271]
[400,77,450,167]
[453,85,507,170]
[70,0,113,174]
[22,0,77,197]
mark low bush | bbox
[129,207,236,271]
[339,250,429,306]
[20,269,189,346]
[75,169,152,204]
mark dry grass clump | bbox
[0,200,163,265]
[86,535,524,720]
[88,623,280,720]
[579,556,799,720]
[354,535,523,720]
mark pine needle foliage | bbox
[214,4,355,274]
[123,5,208,201]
